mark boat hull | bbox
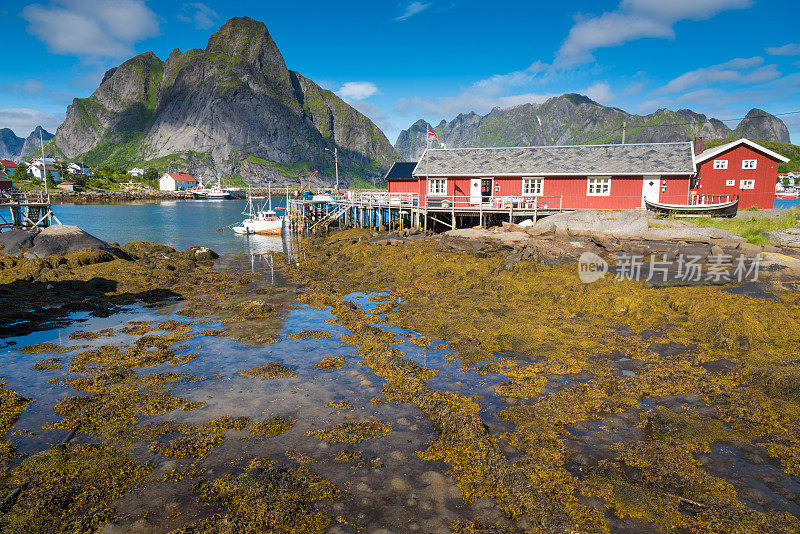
[644,197,739,218]
[235,218,283,236]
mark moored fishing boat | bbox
[232,180,283,235]
[193,176,231,199]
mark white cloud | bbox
[395,1,431,21]
[22,0,160,58]
[556,0,752,66]
[475,61,549,90]
[337,81,379,101]
[178,3,219,30]
[583,82,613,104]
[766,43,800,56]
[656,57,779,94]
[2,80,45,95]
[0,108,63,137]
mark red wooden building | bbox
[692,138,789,209]
[387,139,789,211]
[389,143,697,210]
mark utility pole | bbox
[325,147,339,191]
[621,121,626,144]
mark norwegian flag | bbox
[426,126,438,140]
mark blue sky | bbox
[2,0,800,144]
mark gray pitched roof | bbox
[385,162,418,180]
[413,143,695,176]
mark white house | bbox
[159,172,197,191]
[128,167,145,177]
[28,162,61,183]
[67,163,93,176]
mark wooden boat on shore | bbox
[644,196,739,218]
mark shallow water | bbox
[50,199,289,255]
[4,211,800,530]
[1,253,520,532]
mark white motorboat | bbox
[232,180,284,235]
[193,175,231,199]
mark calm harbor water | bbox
[50,198,289,254]
[774,198,800,209]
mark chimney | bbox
[693,136,704,155]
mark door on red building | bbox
[641,176,660,207]
[481,178,493,204]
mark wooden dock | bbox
[1,192,60,231]
[287,192,566,233]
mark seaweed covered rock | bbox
[120,241,176,259]
[183,245,219,262]
[23,225,113,259]
[0,228,39,255]
[176,458,336,533]
[63,248,116,267]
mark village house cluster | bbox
[0,157,201,194]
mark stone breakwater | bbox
[48,190,193,203]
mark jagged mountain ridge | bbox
[0,126,54,161]
[395,94,791,160]
[52,17,398,186]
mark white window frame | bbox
[725,179,735,186]
[713,159,728,170]
[740,179,755,190]
[522,177,543,196]
[742,159,757,169]
[427,178,447,196]
[587,176,611,196]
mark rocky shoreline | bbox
[47,190,194,203]
[369,209,800,289]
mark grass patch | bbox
[675,209,800,244]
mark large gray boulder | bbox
[528,210,656,240]
[765,229,800,248]
[23,225,113,259]
[0,228,39,255]
[642,227,745,244]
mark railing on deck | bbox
[335,192,564,212]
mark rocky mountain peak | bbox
[205,17,288,76]
[91,51,164,114]
[19,126,54,160]
[49,16,397,185]
[733,108,790,143]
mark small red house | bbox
[392,143,697,210]
[693,138,789,209]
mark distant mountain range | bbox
[0,126,54,161]
[49,17,398,187]
[395,94,791,160]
